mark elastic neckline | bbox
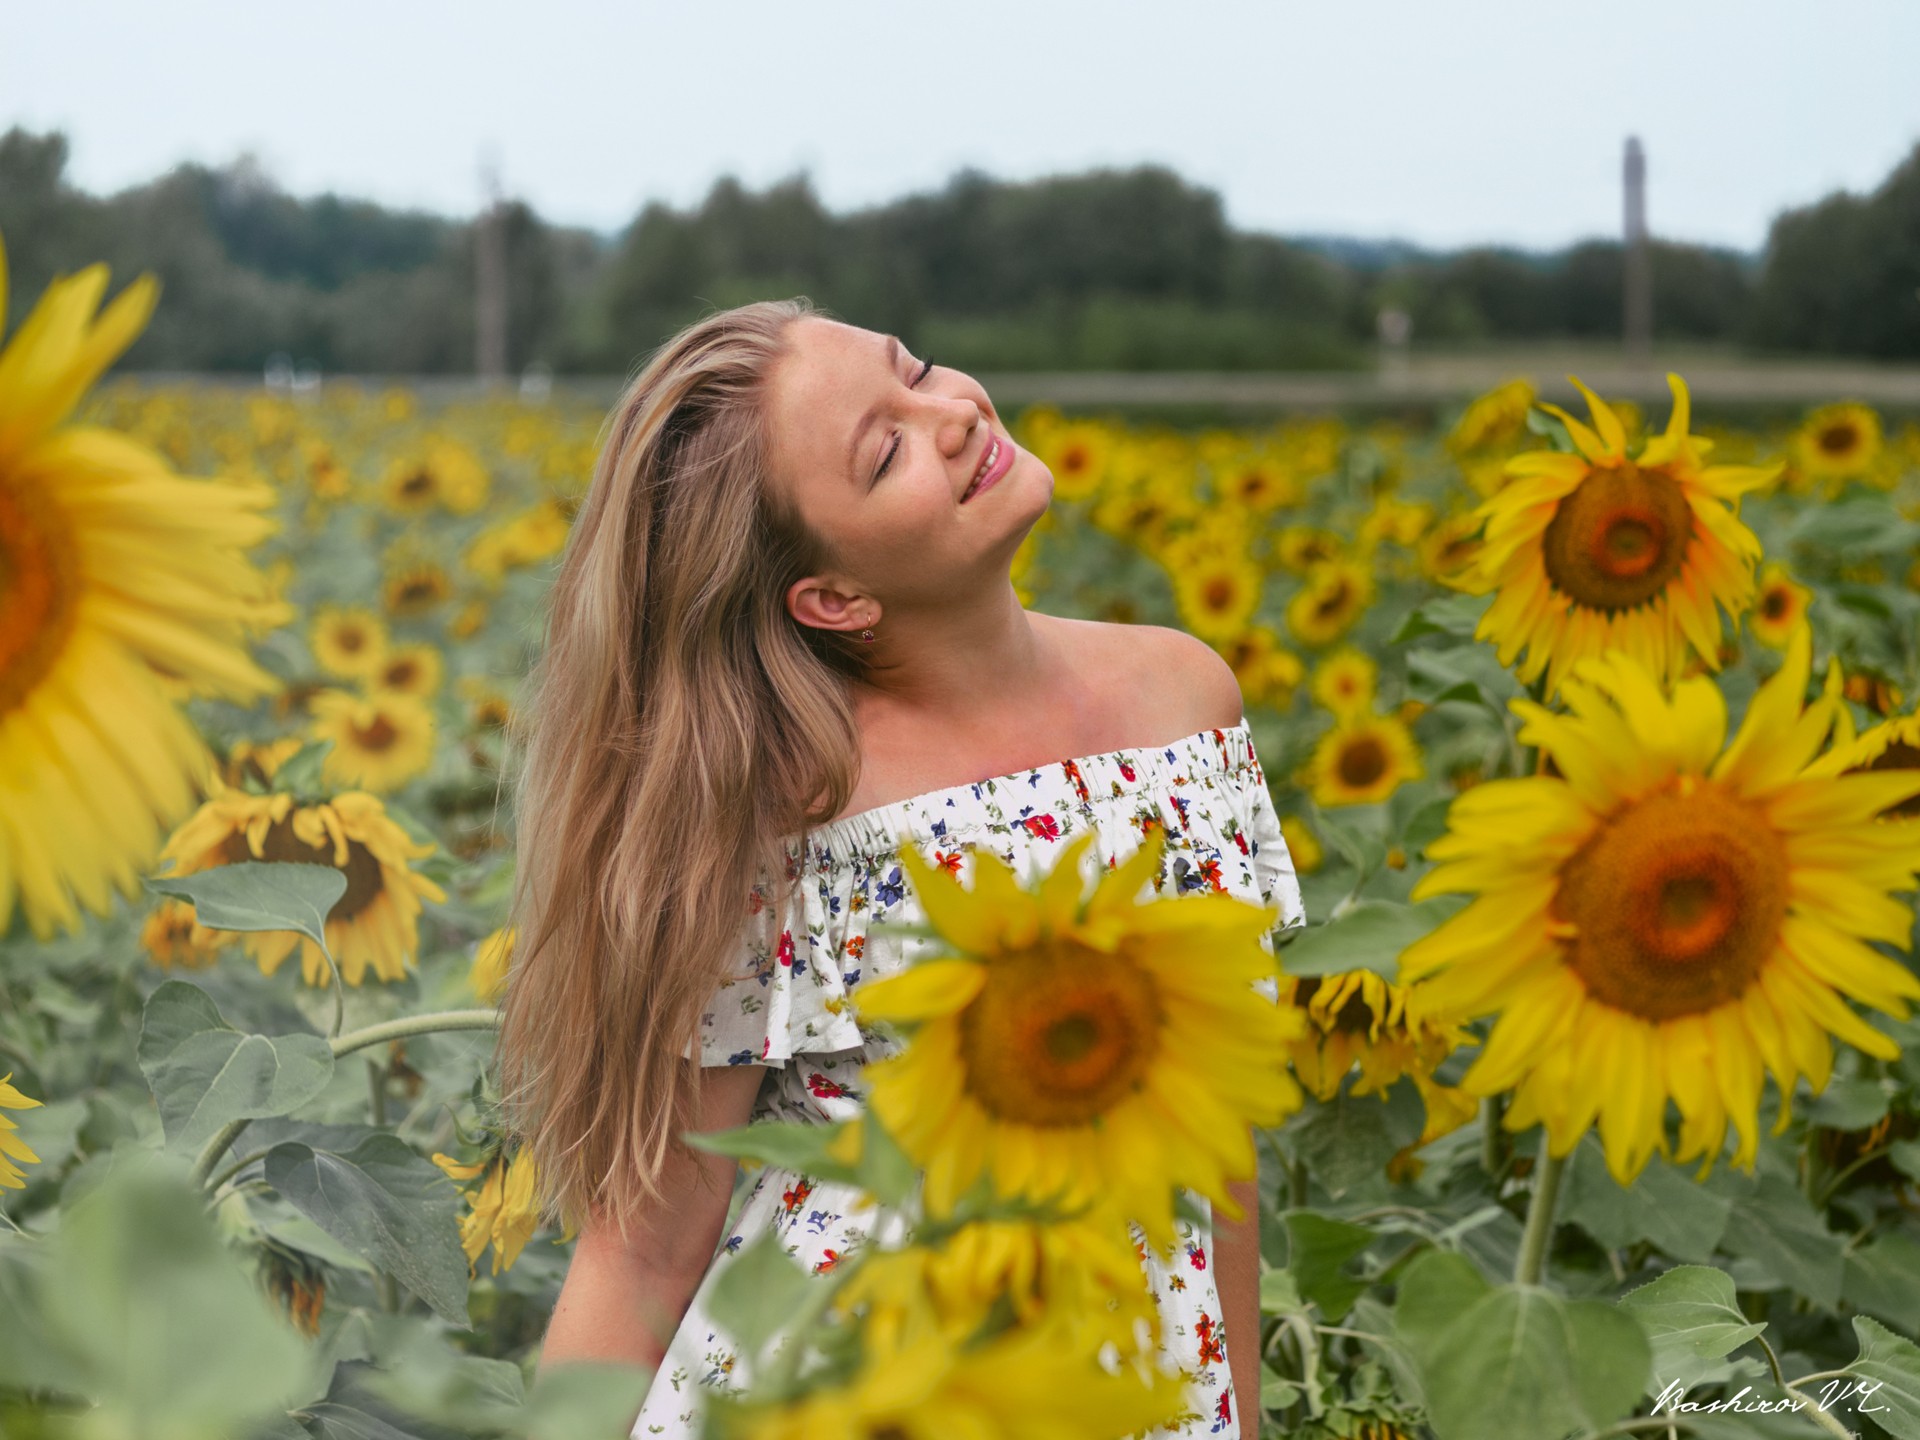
[798,716,1257,858]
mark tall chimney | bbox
[1623,136,1652,364]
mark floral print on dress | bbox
[636,718,1305,1439]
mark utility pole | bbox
[1623,136,1652,365]
[475,150,509,385]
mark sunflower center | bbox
[1552,780,1787,1020]
[1541,462,1693,612]
[956,941,1164,1127]
[1313,578,1352,620]
[1818,423,1859,456]
[1337,735,1389,789]
[1061,445,1090,474]
[219,815,387,921]
[0,474,84,717]
[400,468,434,498]
[351,714,399,752]
[384,660,419,688]
[1202,577,1237,611]
[1861,741,1920,819]
[1761,587,1790,621]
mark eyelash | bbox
[875,358,936,482]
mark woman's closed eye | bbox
[873,357,936,484]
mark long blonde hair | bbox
[495,297,870,1238]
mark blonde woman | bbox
[507,299,1304,1438]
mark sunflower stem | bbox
[330,1009,500,1059]
[1513,1140,1566,1286]
[1480,1094,1506,1178]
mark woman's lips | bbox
[962,434,1015,502]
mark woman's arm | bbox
[536,1063,767,1388]
[1214,1173,1263,1440]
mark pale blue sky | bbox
[11,0,1918,252]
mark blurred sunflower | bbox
[1305,714,1424,808]
[1748,563,1813,650]
[378,437,491,518]
[1359,496,1434,550]
[1,1072,43,1189]
[1400,623,1920,1183]
[309,604,390,680]
[1790,402,1884,494]
[369,642,444,700]
[1311,648,1378,720]
[1275,525,1343,573]
[1279,815,1324,874]
[1817,711,1920,820]
[1169,551,1263,643]
[464,498,570,584]
[1217,627,1304,711]
[140,895,231,970]
[382,556,453,618]
[1286,560,1374,649]
[1214,447,1300,512]
[711,1317,1184,1440]
[1447,378,1536,458]
[431,1144,549,1275]
[1033,419,1113,502]
[857,826,1304,1246]
[456,675,514,732]
[222,735,304,790]
[157,784,447,988]
[471,925,513,1002]
[0,232,291,939]
[1417,511,1484,587]
[308,687,437,792]
[446,597,490,641]
[1458,373,1775,701]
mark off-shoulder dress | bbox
[630,718,1305,1439]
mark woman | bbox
[504,298,1304,1438]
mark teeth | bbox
[966,440,999,499]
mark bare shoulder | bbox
[1055,616,1245,736]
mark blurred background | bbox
[10,0,1920,409]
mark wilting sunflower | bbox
[308,687,436,792]
[431,1144,546,1275]
[1311,648,1378,720]
[310,604,390,680]
[157,784,447,988]
[140,895,232,970]
[1217,626,1304,711]
[1458,373,1775,701]
[1,1072,42,1189]
[1399,623,1920,1183]
[1790,402,1884,493]
[1033,419,1113,503]
[833,1208,1155,1352]
[369,642,444,700]
[1169,551,1263,643]
[1749,563,1813,649]
[857,826,1303,1246]
[711,1316,1185,1440]
[1286,560,1374,649]
[1305,714,1424,808]
[0,232,292,940]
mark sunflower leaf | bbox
[1389,592,1492,646]
[144,860,347,951]
[136,981,335,1154]
[1846,1316,1920,1440]
[1277,896,1469,981]
[704,1229,815,1370]
[1618,1265,1766,1387]
[1281,1211,1374,1322]
[686,1119,862,1186]
[1562,1135,1732,1263]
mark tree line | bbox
[2,126,1915,375]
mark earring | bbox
[860,612,875,644]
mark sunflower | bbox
[1358,497,1434,550]
[856,826,1303,1246]
[711,1316,1185,1440]
[1447,378,1536,458]
[1034,419,1113,503]
[1458,373,1775,701]
[1214,447,1300,512]
[463,498,570,584]
[1749,563,1813,649]
[308,687,437,792]
[140,895,232,970]
[377,438,491,518]
[1311,647,1378,720]
[157,784,447,988]
[471,925,513,1003]
[310,604,390,680]
[447,597,490,641]
[369,642,444,700]
[1286,560,1374,649]
[1275,526,1343,574]
[1279,815,1324,874]
[1305,714,1425,808]
[431,1144,545,1275]
[1418,511,1484,587]
[1170,551,1263,643]
[1790,402,1883,493]
[220,735,305,791]
[1818,712,1920,820]
[382,557,453,618]
[1,1072,43,1189]
[1217,627,1304,711]
[0,232,292,940]
[1399,623,1920,1183]
[456,675,514,732]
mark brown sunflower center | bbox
[1761,586,1790,621]
[351,714,399,752]
[1202,577,1237,611]
[333,624,368,655]
[0,474,84,717]
[400,468,434,498]
[384,659,420,689]
[1552,780,1787,1020]
[1860,741,1920,819]
[218,814,387,921]
[1541,462,1693,612]
[1818,423,1859,456]
[1293,977,1378,1035]
[1313,578,1353,620]
[1337,734,1389,789]
[1060,445,1091,475]
[956,942,1164,1127]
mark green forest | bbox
[3,124,1916,375]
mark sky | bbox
[11,0,1919,254]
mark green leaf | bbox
[136,980,334,1153]
[1889,1139,1920,1181]
[1258,1266,1303,1315]
[855,1109,917,1208]
[1562,1135,1732,1263]
[1401,797,1456,857]
[1392,1248,1490,1360]
[1287,1077,1428,1199]
[1844,1232,1920,1336]
[519,1362,655,1440]
[687,1118,861,1186]
[1283,1211,1374,1322]
[1720,1173,1845,1308]
[269,739,336,800]
[704,1229,815,1366]
[1279,896,1469,981]
[1390,591,1492,644]
[1618,1265,1766,1385]
[265,1134,472,1325]
[145,859,347,950]
[1848,1315,1920,1440]
[1807,1077,1892,1130]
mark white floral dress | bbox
[631,718,1305,1439]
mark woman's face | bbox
[764,316,1049,626]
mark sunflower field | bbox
[8,231,1920,1440]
